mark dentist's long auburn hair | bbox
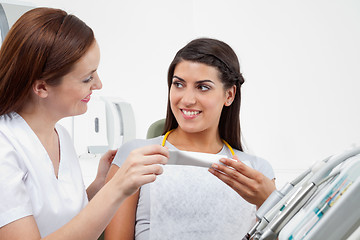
[163,38,245,151]
[0,7,95,116]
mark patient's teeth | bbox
[183,110,200,116]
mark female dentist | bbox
[0,7,168,240]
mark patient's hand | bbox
[209,156,276,208]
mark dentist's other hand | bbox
[96,149,118,184]
[87,149,118,200]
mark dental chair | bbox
[146,119,165,139]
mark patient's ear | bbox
[224,85,236,106]
[32,80,49,98]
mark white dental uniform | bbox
[0,113,88,237]
[112,137,275,240]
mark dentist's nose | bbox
[92,72,102,90]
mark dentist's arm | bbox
[0,145,168,240]
[103,165,139,240]
[209,156,275,208]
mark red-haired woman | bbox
[0,7,168,240]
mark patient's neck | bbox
[167,128,223,154]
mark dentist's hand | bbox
[112,145,169,197]
[209,156,276,208]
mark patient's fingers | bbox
[219,158,258,180]
[209,157,276,207]
[210,159,253,187]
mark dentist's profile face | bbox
[46,41,102,118]
[170,60,228,134]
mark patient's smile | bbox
[181,109,201,116]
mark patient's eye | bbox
[172,81,184,88]
[197,84,211,91]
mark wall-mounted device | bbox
[59,96,136,156]
[0,3,34,46]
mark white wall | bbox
[2,0,360,188]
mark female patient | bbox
[104,38,276,240]
[0,8,168,240]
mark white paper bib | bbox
[149,165,256,240]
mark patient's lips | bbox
[181,109,201,119]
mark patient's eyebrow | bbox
[172,75,215,85]
[172,75,184,82]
